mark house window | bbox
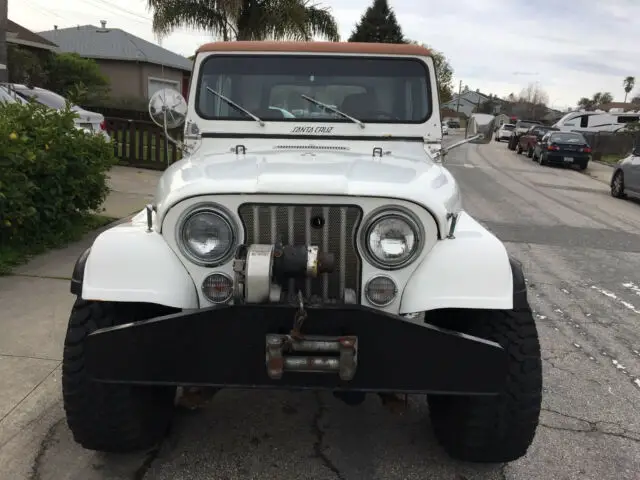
[148,77,181,99]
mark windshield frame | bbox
[193,53,433,125]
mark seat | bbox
[340,93,377,118]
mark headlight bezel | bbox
[175,202,239,267]
[359,206,425,270]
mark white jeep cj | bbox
[63,41,542,463]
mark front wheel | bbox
[428,307,542,463]
[611,170,626,198]
[62,300,178,453]
[538,152,547,166]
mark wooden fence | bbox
[104,117,184,170]
[576,131,639,160]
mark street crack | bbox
[541,408,640,443]
[29,418,63,480]
[133,418,176,480]
[312,393,345,480]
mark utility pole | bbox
[0,0,7,83]
[455,80,462,113]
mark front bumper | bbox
[86,304,508,395]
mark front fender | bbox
[400,212,517,313]
[72,222,199,309]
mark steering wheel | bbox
[365,110,401,121]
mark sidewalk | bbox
[0,166,163,478]
[583,160,614,185]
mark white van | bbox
[552,109,640,132]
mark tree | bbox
[631,95,640,106]
[476,99,497,114]
[147,0,340,42]
[577,92,614,111]
[623,76,635,103]
[405,40,454,103]
[514,83,549,120]
[348,0,405,43]
[7,46,50,86]
[462,84,470,93]
[45,53,110,104]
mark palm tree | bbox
[146,0,340,42]
[623,76,635,103]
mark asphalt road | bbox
[7,133,640,480]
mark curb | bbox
[592,160,616,168]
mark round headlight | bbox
[178,207,236,266]
[362,210,422,269]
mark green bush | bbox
[0,101,117,249]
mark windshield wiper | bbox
[300,95,365,129]
[205,86,264,126]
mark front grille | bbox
[238,203,363,302]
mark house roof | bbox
[38,24,192,72]
[196,41,432,57]
[7,20,58,52]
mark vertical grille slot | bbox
[238,203,362,302]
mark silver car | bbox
[9,84,111,142]
[611,145,640,199]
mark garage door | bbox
[148,78,181,99]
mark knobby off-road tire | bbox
[62,299,178,453]
[427,307,542,463]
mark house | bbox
[442,90,505,117]
[440,107,467,126]
[7,20,59,55]
[38,21,193,101]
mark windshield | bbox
[550,133,586,143]
[13,87,74,110]
[502,124,515,130]
[196,55,431,123]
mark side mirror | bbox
[149,88,187,130]
[465,113,496,144]
[148,88,189,160]
[433,114,496,163]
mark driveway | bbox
[1,146,639,480]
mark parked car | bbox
[447,119,460,128]
[507,119,543,150]
[516,126,560,156]
[532,131,591,170]
[63,41,541,464]
[610,145,640,199]
[442,122,449,135]
[494,123,515,142]
[9,84,110,141]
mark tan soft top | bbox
[196,41,431,56]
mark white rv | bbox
[552,109,640,132]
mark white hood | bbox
[154,142,462,234]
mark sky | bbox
[9,0,640,110]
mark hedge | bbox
[0,101,116,265]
